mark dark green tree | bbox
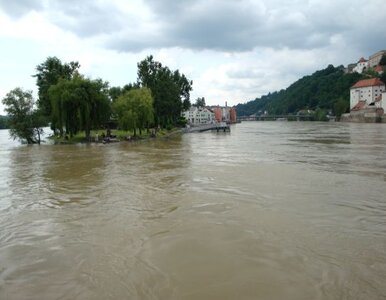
[109,83,140,103]
[2,88,46,144]
[334,97,349,120]
[33,57,80,118]
[379,54,386,66]
[194,97,206,107]
[137,55,192,127]
[0,115,9,129]
[380,71,386,85]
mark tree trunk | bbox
[37,130,41,145]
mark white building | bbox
[182,107,215,125]
[352,57,368,74]
[350,78,385,110]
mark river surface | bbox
[0,122,386,300]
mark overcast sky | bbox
[1,0,385,114]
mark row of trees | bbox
[2,55,193,143]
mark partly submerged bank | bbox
[50,128,184,145]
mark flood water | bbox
[1,122,386,299]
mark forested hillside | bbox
[236,65,366,117]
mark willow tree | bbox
[48,75,110,139]
[113,88,154,136]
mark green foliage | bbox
[236,65,367,117]
[109,83,139,102]
[194,97,206,107]
[112,88,154,136]
[363,68,380,78]
[334,97,349,120]
[2,88,46,144]
[0,115,9,129]
[380,71,386,85]
[137,55,192,127]
[176,116,187,127]
[379,54,386,66]
[48,75,111,139]
[313,108,328,121]
[34,57,80,117]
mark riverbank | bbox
[51,128,183,145]
[340,107,386,123]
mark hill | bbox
[236,65,366,118]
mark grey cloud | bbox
[0,0,43,18]
[0,0,125,37]
[46,1,127,37]
[1,0,384,55]
[111,0,343,52]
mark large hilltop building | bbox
[369,50,386,68]
[346,50,386,74]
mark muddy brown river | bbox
[0,122,386,299]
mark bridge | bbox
[238,115,315,122]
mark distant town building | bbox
[208,103,237,124]
[182,106,215,125]
[368,50,386,68]
[350,78,385,110]
[346,50,386,74]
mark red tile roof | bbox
[351,78,385,89]
[358,57,367,63]
[351,101,367,111]
[374,65,384,73]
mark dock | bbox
[185,122,230,133]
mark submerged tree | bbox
[2,88,46,144]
